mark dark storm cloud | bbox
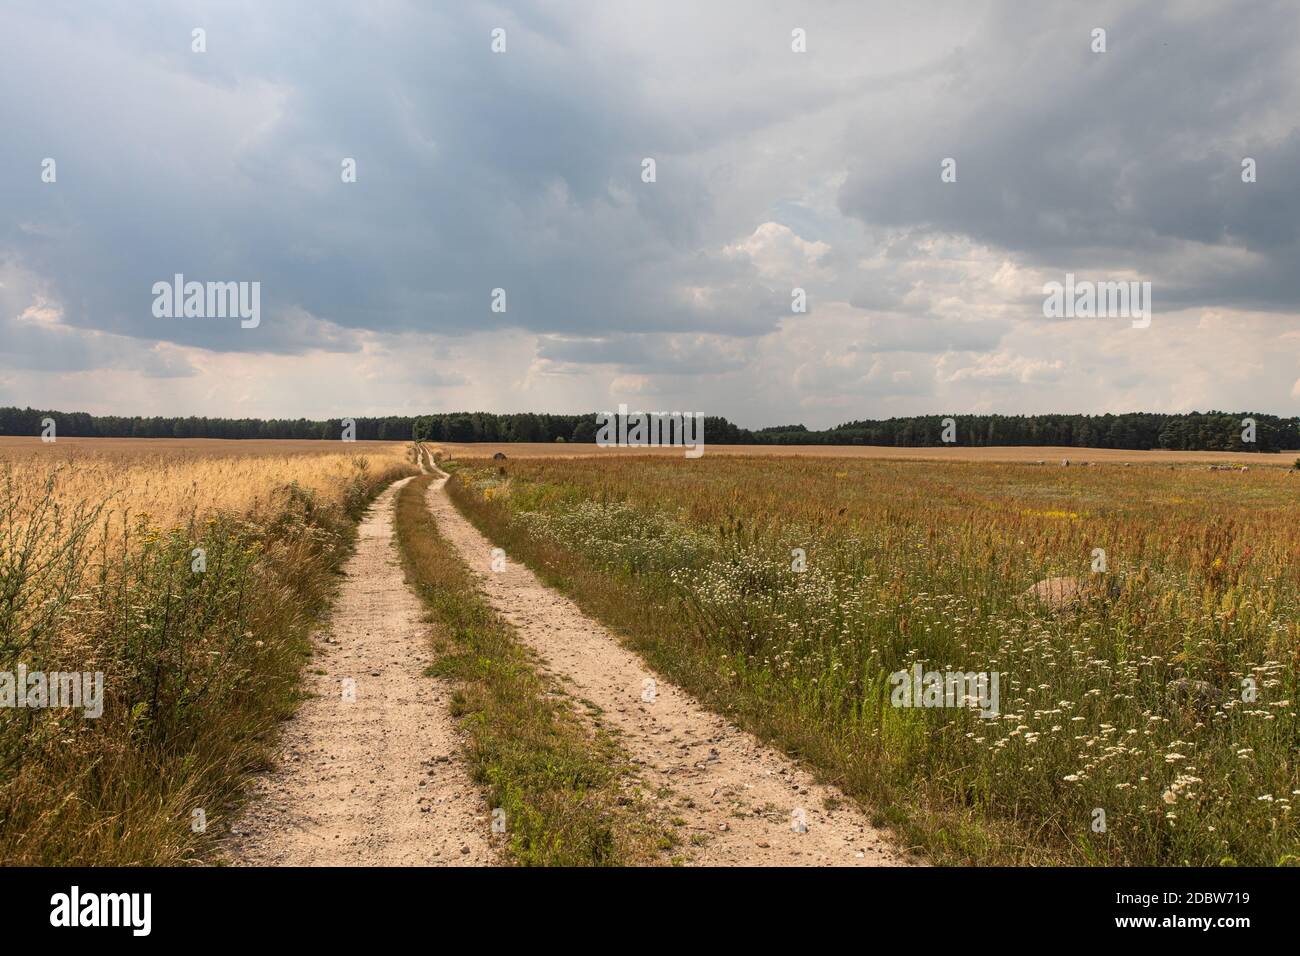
[2,0,1297,424]
[838,1,1300,311]
[0,0,818,361]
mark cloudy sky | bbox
[2,1,1298,427]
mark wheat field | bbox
[0,437,416,865]
[0,437,410,531]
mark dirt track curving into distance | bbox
[224,447,917,867]
[223,477,493,866]
[422,455,916,867]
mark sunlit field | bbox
[447,453,1300,866]
[0,438,415,864]
[0,437,409,532]
[431,440,1300,465]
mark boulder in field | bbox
[1020,576,1086,612]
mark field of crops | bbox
[432,441,1300,464]
[447,454,1300,865]
[0,437,408,528]
[0,439,415,864]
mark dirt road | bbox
[224,477,493,866]
[423,463,914,866]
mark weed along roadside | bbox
[424,462,911,866]
[393,473,671,866]
[0,448,415,865]
[222,474,494,866]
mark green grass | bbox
[394,474,669,866]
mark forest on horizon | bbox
[2,406,1296,452]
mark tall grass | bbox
[447,456,1300,866]
[0,450,414,865]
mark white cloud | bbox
[723,222,831,281]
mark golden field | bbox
[0,436,415,865]
[0,437,410,533]
[432,440,1300,466]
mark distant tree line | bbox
[2,407,1295,452]
[768,412,1300,452]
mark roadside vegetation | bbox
[0,444,414,864]
[394,470,670,866]
[445,455,1300,866]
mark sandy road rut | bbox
[225,477,493,866]
[424,463,913,866]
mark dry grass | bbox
[433,441,1300,465]
[0,436,405,458]
[0,438,416,865]
[0,437,410,536]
